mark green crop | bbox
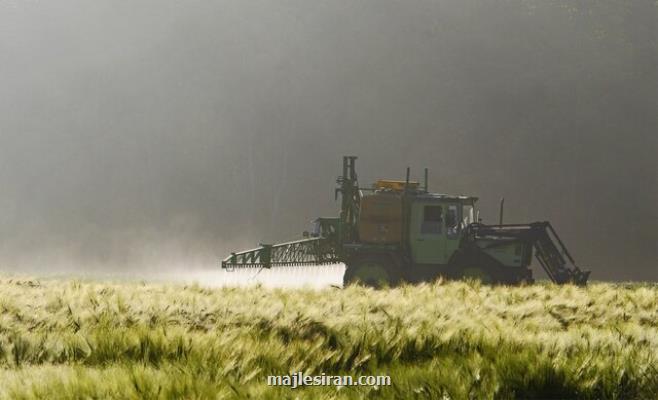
[0,276,655,399]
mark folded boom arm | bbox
[221,237,341,270]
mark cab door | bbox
[410,201,447,264]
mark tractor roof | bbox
[414,193,478,202]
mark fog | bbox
[0,0,656,282]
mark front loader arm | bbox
[466,222,590,285]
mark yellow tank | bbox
[374,179,419,191]
[358,192,403,244]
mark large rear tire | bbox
[343,256,398,288]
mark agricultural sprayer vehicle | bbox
[222,156,590,286]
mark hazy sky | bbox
[0,0,656,280]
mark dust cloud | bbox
[0,1,656,283]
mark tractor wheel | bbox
[460,267,493,284]
[343,256,398,288]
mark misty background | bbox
[0,0,656,281]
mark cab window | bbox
[421,205,442,234]
[446,205,459,237]
[462,205,474,227]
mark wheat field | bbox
[0,275,655,399]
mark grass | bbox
[0,276,656,399]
